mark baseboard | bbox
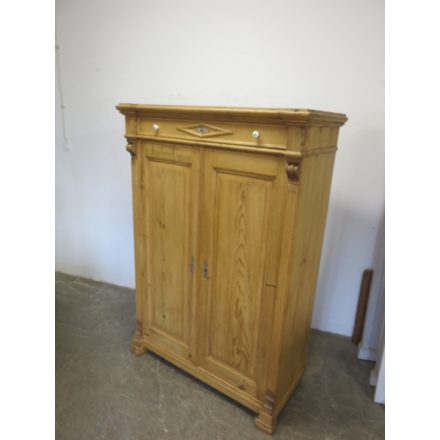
[357,344,377,362]
[310,328,351,341]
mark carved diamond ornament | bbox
[177,123,233,138]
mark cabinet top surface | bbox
[116,103,347,126]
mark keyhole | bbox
[197,126,209,134]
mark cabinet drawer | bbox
[136,117,288,150]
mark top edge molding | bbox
[116,103,347,126]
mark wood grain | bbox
[199,150,279,395]
[142,142,201,362]
[117,104,347,435]
[116,103,347,126]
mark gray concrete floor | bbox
[56,272,384,440]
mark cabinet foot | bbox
[255,411,277,435]
[130,321,146,356]
[130,337,146,356]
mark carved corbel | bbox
[126,143,136,159]
[286,160,301,182]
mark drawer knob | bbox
[152,123,160,132]
[252,130,260,139]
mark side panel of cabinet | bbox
[276,152,336,401]
[197,149,289,398]
[141,142,201,363]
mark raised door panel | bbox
[198,149,288,398]
[141,142,200,363]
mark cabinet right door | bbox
[197,148,291,398]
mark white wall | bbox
[55,0,384,336]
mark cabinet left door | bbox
[132,142,201,364]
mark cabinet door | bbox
[197,149,289,397]
[141,142,200,363]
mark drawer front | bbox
[136,117,288,150]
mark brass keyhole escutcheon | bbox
[196,126,209,135]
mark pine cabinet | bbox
[117,104,347,434]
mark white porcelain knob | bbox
[252,130,260,139]
[152,123,160,132]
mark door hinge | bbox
[189,256,195,274]
[203,260,209,279]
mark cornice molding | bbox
[116,104,347,127]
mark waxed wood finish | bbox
[198,150,289,400]
[117,104,347,434]
[142,143,200,362]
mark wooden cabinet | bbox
[117,104,347,434]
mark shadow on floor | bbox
[55,272,384,440]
